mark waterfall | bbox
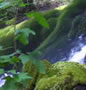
[68,35,86,64]
[68,44,86,64]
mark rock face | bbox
[23,60,86,90]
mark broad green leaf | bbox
[14,72,32,82]
[26,12,49,29]
[27,51,45,74]
[8,70,16,74]
[15,28,35,45]
[32,59,45,74]
[19,54,30,64]
[0,55,11,63]
[0,51,21,64]
[18,34,28,45]
[15,28,35,36]
[11,56,20,64]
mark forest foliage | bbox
[0,0,50,89]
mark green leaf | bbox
[11,56,20,64]
[14,72,32,82]
[26,12,49,29]
[19,54,30,64]
[19,3,28,7]
[32,59,45,74]
[0,69,4,74]
[15,28,35,45]
[19,34,28,45]
[0,51,21,64]
[27,51,45,74]
[8,70,16,74]
[0,55,11,63]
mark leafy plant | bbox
[0,0,49,89]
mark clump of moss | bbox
[35,62,86,90]
[23,60,51,89]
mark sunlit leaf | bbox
[26,12,49,29]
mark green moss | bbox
[55,0,86,36]
[43,9,60,19]
[23,61,38,89]
[68,15,86,39]
[40,17,57,41]
[35,62,86,90]
[0,26,14,55]
[23,60,51,89]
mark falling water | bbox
[68,44,86,64]
[68,35,86,64]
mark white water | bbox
[68,35,86,64]
[68,44,86,64]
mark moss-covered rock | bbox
[0,7,62,55]
[35,62,86,90]
[23,60,51,89]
